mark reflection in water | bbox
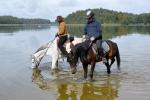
[67,25,150,39]
[1,25,149,38]
[1,25,150,100]
[32,68,51,90]
[32,68,120,100]
[57,84,78,100]
[80,83,118,100]
[0,25,50,33]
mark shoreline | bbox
[0,23,150,27]
[0,24,51,26]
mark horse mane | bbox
[35,41,53,53]
[71,40,91,61]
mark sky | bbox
[0,0,150,21]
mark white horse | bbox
[31,37,84,70]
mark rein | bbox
[41,38,55,58]
[33,39,55,63]
[86,40,94,54]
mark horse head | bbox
[67,40,89,74]
[67,48,79,74]
[31,55,40,68]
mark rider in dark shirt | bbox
[84,11,102,41]
[83,10,106,62]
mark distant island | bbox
[1,8,150,25]
[0,16,50,25]
[65,8,150,25]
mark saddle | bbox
[92,40,110,56]
[56,36,74,45]
[64,36,74,48]
[56,36,75,53]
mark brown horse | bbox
[67,40,120,80]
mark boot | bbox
[99,40,107,63]
[98,48,107,63]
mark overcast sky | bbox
[0,0,150,21]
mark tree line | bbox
[65,8,150,25]
[0,16,50,24]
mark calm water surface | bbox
[0,25,150,100]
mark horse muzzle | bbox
[31,58,38,68]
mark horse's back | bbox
[104,40,118,57]
[103,40,117,48]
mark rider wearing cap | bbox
[56,16,68,57]
[83,10,106,62]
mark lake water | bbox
[0,25,150,100]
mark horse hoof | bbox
[107,71,111,74]
[82,78,88,82]
[117,70,121,73]
[31,66,36,69]
[51,67,59,71]
[51,68,60,75]
[89,78,94,82]
[82,79,87,83]
[83,78,94,82]
[71,68,77,74]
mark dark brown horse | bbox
[67,40,120,80]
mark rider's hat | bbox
[56,16,63,22]
[86,10,94,19]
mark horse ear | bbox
[70,51,73,55]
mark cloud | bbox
[58,0,78,7]
[0,0,150,21]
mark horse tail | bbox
[116,44,120,70]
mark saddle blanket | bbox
[92,40,110,55]
[102,41,110,54]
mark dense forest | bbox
[65,8,150,25]
[1,8,150,25]
[0,16,50,24]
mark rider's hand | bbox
[55,33,59,37]
[82,35,86,38]
[90,37,95,41]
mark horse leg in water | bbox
[104,59,111,74]
[83,63,88,79]
[89,62,96,80]
[109,58,115,68]
[51,55,59,70]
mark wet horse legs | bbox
[83,63,88,79]
[110,58,115,67]
[89,63,95,80]
[105,59,111,74]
